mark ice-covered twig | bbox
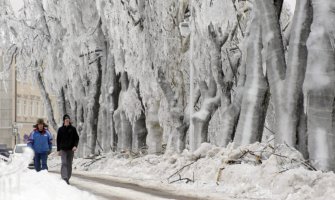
[169,173,194,184]
[167,160,197,183]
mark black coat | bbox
[57,124,79,151]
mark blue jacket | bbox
[27,129,53,153]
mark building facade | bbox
[15,80,59,144]
[0,51,14,149]
[0,52,59,148]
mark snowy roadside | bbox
[0,148,98,200]
[49,142,335,200]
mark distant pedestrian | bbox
[28,118,53,171]
[57,114,79,185]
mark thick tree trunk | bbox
[234,11,268,146]
[296,94,308,159]
[191,78,219,150]
[131,83,147,153]
[132,112,147,153]
[157,67,187,153]
[85,57,102,155]
[35,69,58,131]
[205,22,239,148]
[107,53,120,152]
[98,41,108,153]
[215,87,242,146]
[113,72,132,152]
[257,0,287,144]
[114,109,132,152]
[57,87,66,121]
[109,71,121,152]
[146,99,163,154]
[278,0,312,146]
[304,0,335,171]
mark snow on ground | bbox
[4,142,335,200]
[0,148,97,200]
[49,142,335,200]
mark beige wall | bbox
[0,50,59,148]
[16,80,59,145]
[0,51,14,149]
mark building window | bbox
[17,98,22,116]
[33,101,38,117]
[36,101,39,117]
[23,100,27,116]
[40,104,44,117]
[44,104,47,117]
[28,99,32,116]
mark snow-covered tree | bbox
[1,0,335,171]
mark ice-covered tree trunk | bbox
[191,78,219,149]
[132,111,147,153]
[234,10,268,146]
[214,42,246,146]
[304,0,335,171]
[34,64,58,131]
[278,0,312,149]
[257,0,287,144]
[57,87,66,121]
[205,21,241,148]
[189,19,230,151]
[96,0,121,151]
[76,102,86,156]
[99,41,120,152]
[86,56,102,155]
[296,97,308,158]
[131,83,147,153]
[113,72,132,152]
[146,99,163,154]
[113,109,132,152]
[97,23,119,153]
[108,57,120,152]
[157,67,187,153]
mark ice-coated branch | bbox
[79,49,103,57]
[208,22,229,50]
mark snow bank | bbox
[49,142,335,200]
[0,149,97,200]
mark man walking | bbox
[57,114,79,185]
[28,118,53,171]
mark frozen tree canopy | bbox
[0,0,334,171]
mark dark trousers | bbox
[60,150,74,180]
[34,152,48,171]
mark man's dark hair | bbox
[63,114,70,121]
